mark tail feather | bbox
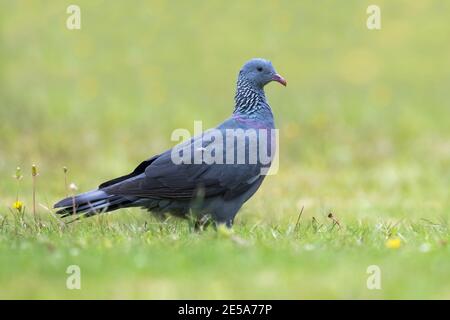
[54,189,133,218]
[54,190,107,209]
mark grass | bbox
[0,211,449,299]
[1,1,450,299]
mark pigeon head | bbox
[239,58,287,89]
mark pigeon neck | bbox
[233,77,269,116]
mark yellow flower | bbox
[385,238,401,249]
[13,200,23,211]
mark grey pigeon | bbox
[54,58,286,227]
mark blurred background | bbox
[1,0,449,221]
[1,0,450,300]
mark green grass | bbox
[0,212,449,299]
[1,0,450,299]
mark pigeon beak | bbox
[272,73,287,86]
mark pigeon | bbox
[54,58,286,227]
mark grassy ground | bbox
[0,212,449,299]
[1,1,449,299]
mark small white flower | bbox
[69,183,78,192]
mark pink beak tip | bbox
[273,74,287,86]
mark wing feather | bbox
[104,118,269,200]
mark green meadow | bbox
[0,1,449,299]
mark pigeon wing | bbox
[103,124,264,200]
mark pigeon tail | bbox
[54,189,133,218]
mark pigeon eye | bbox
[257,67,263,72]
